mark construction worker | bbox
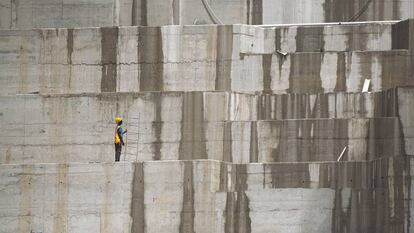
[114,117,127,162]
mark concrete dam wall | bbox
[1,21,413,95]
[0,0,413,28]
[1,1,414,233]
[0,89,411,164]
[1,158,412,232]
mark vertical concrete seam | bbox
[100,27,119,92]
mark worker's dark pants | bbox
[115,143,122,162]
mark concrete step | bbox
[0,117,402,164]
[0,157,411,232]
[1,0,412,28]
[0,22,412,95]
[0,89,400,126]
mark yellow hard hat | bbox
[115,117,123,124]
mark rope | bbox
[348,0,374,22]
[200,0,223,24]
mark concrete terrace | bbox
[0,1,414,233]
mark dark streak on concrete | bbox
[391,20,409,50]
[152,93,162,160]
[269,163,311,188]
[215,25,233,91]
[179,162,195,233]
[234,164,251,233]
[131,163,145,233]
[249,122,258,163]
[296,27,324,52]
[179,92,207,160]
[224,192,236,233]
[324,0,355,22]
[288,53,323,93]
[334,53,346,92]
[131,0,137,26]
[100,27,118,92]
[219,163,229,192]
[275,28,281,51]
[139,27,164,91]
[67,29,74,89]
[262,54,272,93]
[173,0,180,25]
[141,0,147,26]
[251,0,262,25]
[392,0,400,20]
[223,121,233,162]
[246,0,250,24]
[66,29,73,64]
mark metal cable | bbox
[348,0,374,22]
[200,0,223,24]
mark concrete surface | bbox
[0,158,411,233]
[1,88,412,164]
[1,21,413,95]
[0,3,414,232]
[0,0,413,28]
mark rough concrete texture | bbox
[1,21,413,95]
[0,158,412,233]
[1,3,414,232]
[0,88,412,164]
[0,0,413,28]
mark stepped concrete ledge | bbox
[2,87,414,164]
[0,20,413,94]
[0,117,403,164]
[0,157,412,232]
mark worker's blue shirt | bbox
[117,126,126,138]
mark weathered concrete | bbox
[0,89,411,163]
[0,22,412,95]
[0,158,411,233]
[0,162,134,233]
[0,0,413,28]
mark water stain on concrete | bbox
[173,0,180,25]
[288,53,323,93]
[334,53,347,92]
[139,27,164,91]
[223,121,233,162]
[131,163,145,233]
[101,27,118,92]
[141,0,147,26]
[234,164,251,233]
[249,122,258,163]
[324,0,356,22]
[251,0,262,25]
[215,25,233,91]
[152,94,163,160]
[246,0,250,24]
[179,92,207,160]
[296,27,324,52]
[179,162,195,233]
[224,192,236,233]
[262,54,272,93]
[67,29,74,89]
[66,29,73,65]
